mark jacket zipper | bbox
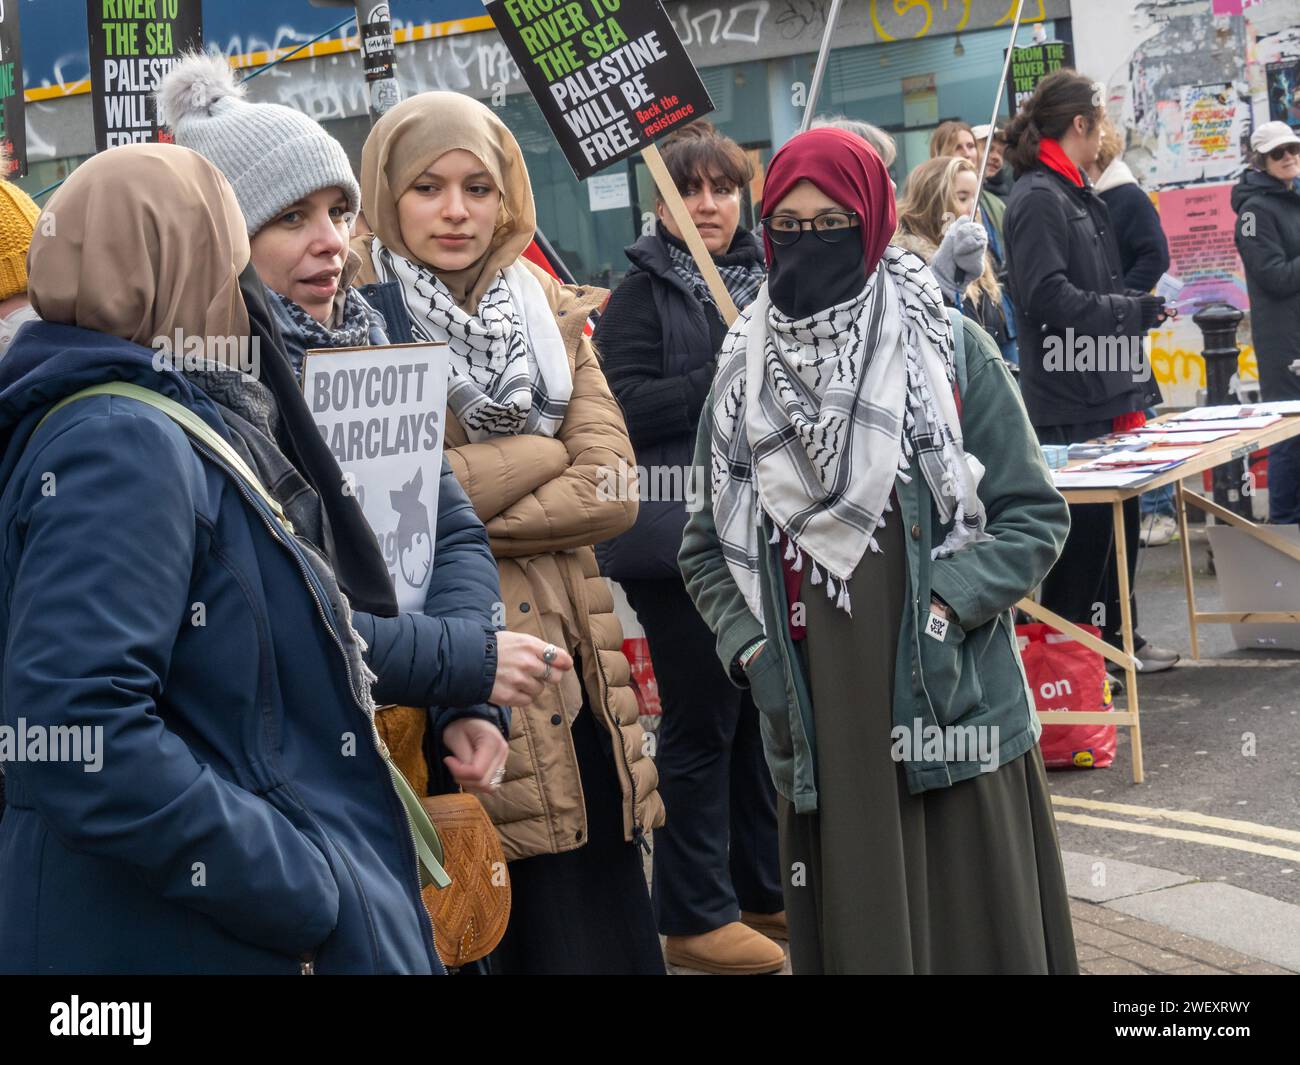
[190,440,439,965]
[300,953,315,975]
[591,646,649,854]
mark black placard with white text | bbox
[87,0,203,152]
[0,2,26,176]
[485,0,714,180]
[1005,39,1076,115]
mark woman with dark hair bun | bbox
[1003,69,1179,674]
[595,121,786,976]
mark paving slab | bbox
[1061,849,1196,902]
[1106,880,1300,972]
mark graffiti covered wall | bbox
[1073,0,1295,407]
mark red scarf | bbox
[1039,137,1084,188]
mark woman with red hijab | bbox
[680,128,1078,973]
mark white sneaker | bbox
[1139,513,1178,547]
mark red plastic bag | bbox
[622,637,662,719]
[1016,622,1116,769]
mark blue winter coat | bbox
[0,323,502,974]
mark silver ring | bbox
[490,766,506,788]
[542,662,553,682]
[542,644,558,664]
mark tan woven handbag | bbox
[376,706,512,969]
[419,791,512,968]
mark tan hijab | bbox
[360,91,536,310]
[29,143,251,350]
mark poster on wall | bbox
[1266,59,1300,132]
[1151,85,1246,185]
[485,0,715,179]
[1157,184,1248,313]
[1005,40,1074,115]
[0,2,26,177]
[86,1,203,151]
[1180,83,1244,179]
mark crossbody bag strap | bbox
[38,381,295,534]
[35,380,455,890]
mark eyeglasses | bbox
[761,210,860,245]
[1268,144,1300,161]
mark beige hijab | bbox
[29,143,251,350]
[360,91,536,310]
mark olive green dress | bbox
[778,503,1079,974]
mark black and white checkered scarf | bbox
[665,240,765,312]
[710,246,991,620]
[371,243,572,442]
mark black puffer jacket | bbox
[594,225,764,580]
[1004,167,1151,427]
[1232,168,1300,402]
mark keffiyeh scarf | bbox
[710,246,992,622]
[267,285,379,378]
[371,243,572,442]
[665,240,765,312]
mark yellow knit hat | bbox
[0,180,40,302]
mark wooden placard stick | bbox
[643,142,739,326]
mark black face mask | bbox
[767,235,868,319]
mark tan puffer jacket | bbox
[439,260,664,861]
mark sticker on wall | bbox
[587,171,631,212]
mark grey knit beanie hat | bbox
[157,52,361,235]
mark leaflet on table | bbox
[1159,415,1281,431]
[1052,470,1156,488]
[1170,405,1291,422]
[1066,435,1149,459]
[1250,400,1300,416]
[1088,447,1201,466]
[1135,428,1237,444]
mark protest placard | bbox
[1005,39,1074,114]
[0,2,27,176]
[301,343,450,612]
[87,0,203,151]
[486,0,714,179]
[487,0,737,321]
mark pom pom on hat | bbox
[156,51,246,128]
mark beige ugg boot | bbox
[665,922,786,975]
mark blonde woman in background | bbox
[930,120,978,162]
[895,155,1009,351]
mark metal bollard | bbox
[1192,303,1250,517]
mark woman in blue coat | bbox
[0,144,566,974]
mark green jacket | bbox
[981,189,1007,245]
[678,317,1068,812]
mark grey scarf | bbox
[186,363,377,707]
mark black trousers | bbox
[486,666,665,975]
[622,576,783,936]
[1037,420,1141,649]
